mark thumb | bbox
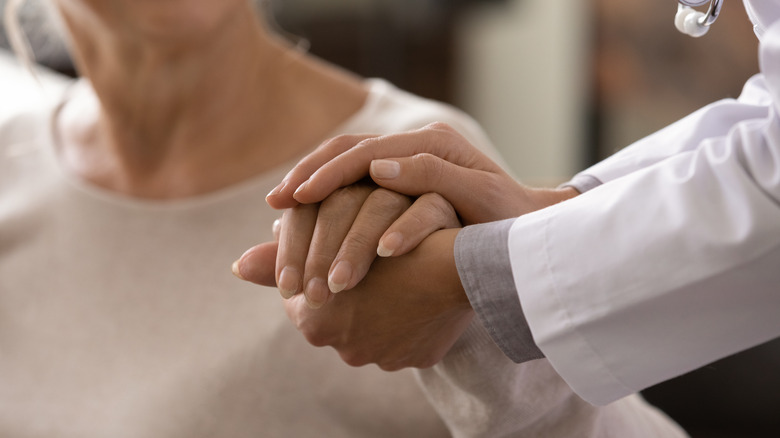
[232,241,279,287]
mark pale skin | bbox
[50,0,568,373]
[52,0,473,371]
[34,0,472,414]
[55,0,452,315]
[52,0,369,199]
[234,122,578,369]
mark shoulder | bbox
[348,78,502,160]
[0,50,74,147]
[0,100,60,159]
[0,53,72,188]
[0,50,74,128]
[357,79,481,136]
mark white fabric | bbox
[0,55,687,436]
[0,49,71,120]
[744,0,780,38]
[417,321,687,437]
[508,0,780,406]
[0,71,492,437]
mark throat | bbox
[52,44,369,200]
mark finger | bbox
[232,241,279,286]
[292,122,502,205]
[376,193,460,258]
[302,183,375,307]
[272,218,281,241]
[327,188,412,293]
[369,154,525,225]
[282,292,309,332]
[265,134,378,209]
[276,204,318,299]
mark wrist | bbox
[525,186,579,211]
[431,228,472,310]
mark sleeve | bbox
[454,219,543,363]
[507,22,780,406]
[414,318,689,437]
[564,74,772,193]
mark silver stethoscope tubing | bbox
[679,0,724,28]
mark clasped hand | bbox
[233,122,577,369]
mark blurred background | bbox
[1,0,778,436]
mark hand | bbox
[235,181,460,306]
[266,122,578,255]
[234,229,472,370]
[283,228,473,371]
[232,218,473,371]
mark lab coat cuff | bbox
[560,174,603,193]
[455,220,544,364]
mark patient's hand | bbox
[235,180,460,308]
[239,228,474,371]
[234,184,472,369]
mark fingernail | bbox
[266,181,287,200]
[304,277,330,309]
[278,266,301,298]
[231,259,246,280]
[272,219,281,240]
[293,180,308,198]
[328,260,353,293]
[370,159,400,179]
[377,232,403,257]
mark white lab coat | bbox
[508,0,780,406]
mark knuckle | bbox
[367,188,411,212]
[377,362,401,372]
[344,232,376,255]
[354,136,382,154]
[420,192,455,217]
[302,330,329,347]
[296,314,339,348]
[304,249,335,274]
[339,350,370,368]
[411,193,458,228]
[423,121,455,134]
[323,184,371,210]
[321,134,360,152]
[402,206,430,230]
[341,229,376,254]
[412,153,445,186]
[297,322,331,347]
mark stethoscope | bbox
[676,0,723,37]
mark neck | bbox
[56,2,336,198]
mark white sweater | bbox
[0,54,683,437]
[0,74,465,438]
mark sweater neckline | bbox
[44,78,392,211]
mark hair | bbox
[1,0,308,76]
[3,0,72,79]
[3,0,36,71]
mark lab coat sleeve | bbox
[508,21,780,406]
[565,74,772,193]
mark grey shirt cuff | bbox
[454,219,544,364]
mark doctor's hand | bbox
[266,122,578,256]
[238,228,475,371]
[234,180,460,307]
